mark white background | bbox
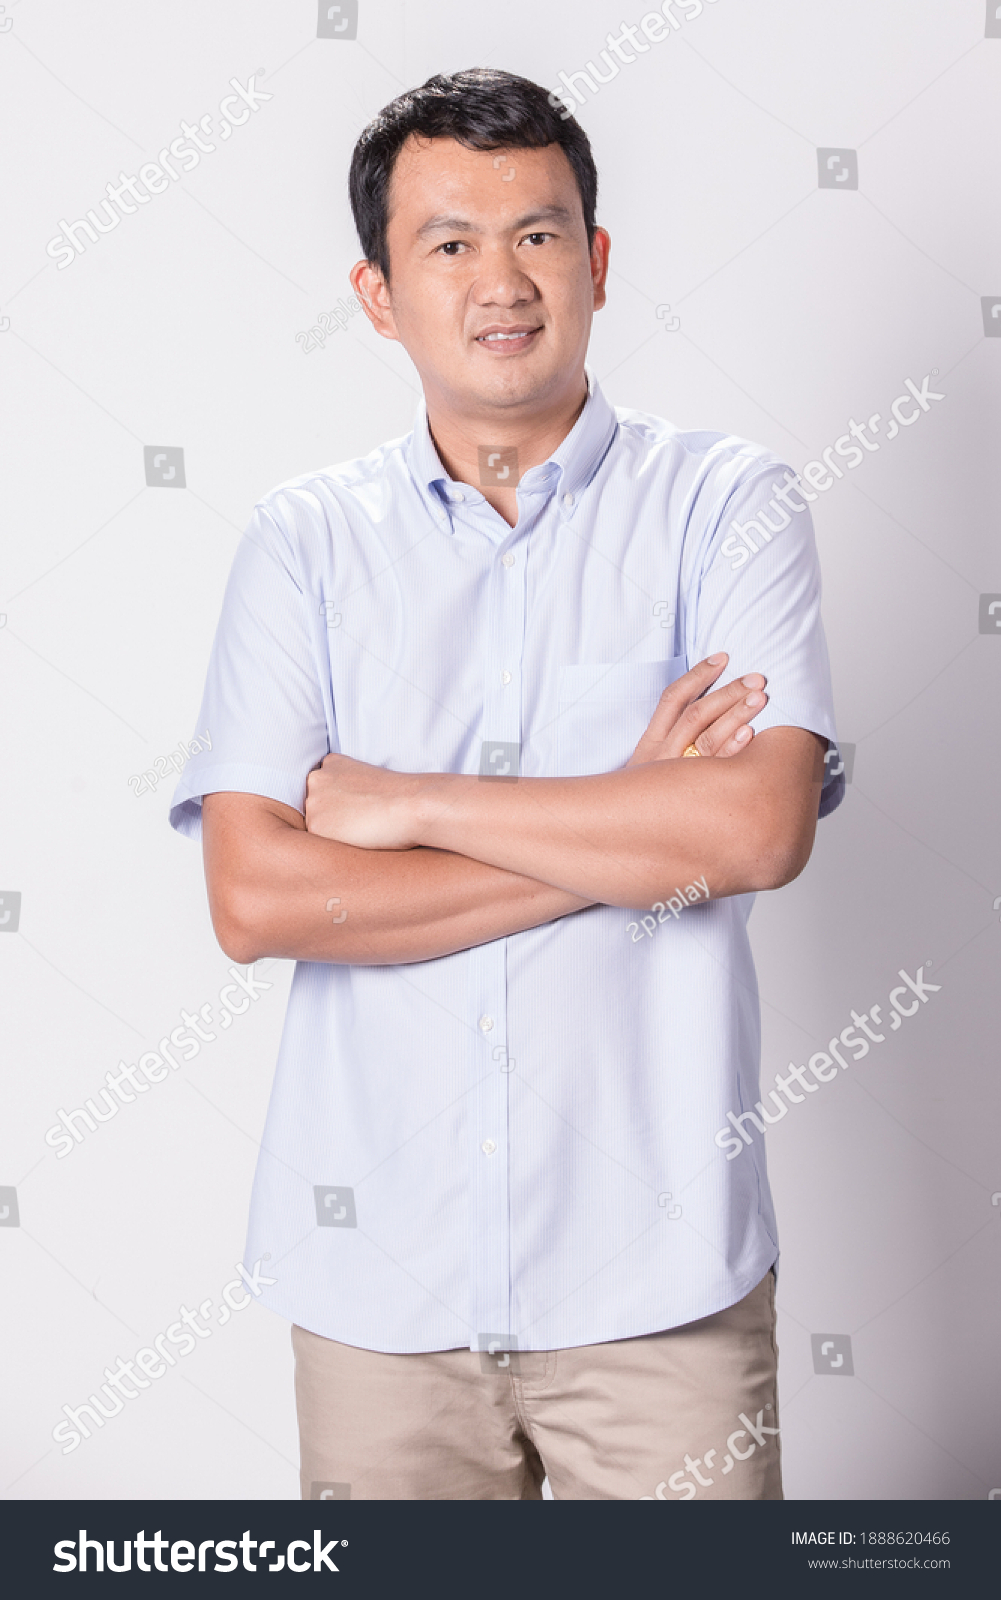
[1,0,998,1500]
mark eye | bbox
[436,240,467,256]
[523,232,554,246]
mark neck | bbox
[425,376,589,528]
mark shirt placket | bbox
[465,493,535,1353]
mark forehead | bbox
[386,135,583,234]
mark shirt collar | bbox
[406,368,618,523]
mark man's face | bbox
[358,136,608,418]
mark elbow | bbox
[727,742,824,892]
[755,856,801,893]
[208,885,265,967]
[219,926,262,967]
[751,826,816,893]
[213,913,262,967]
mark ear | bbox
[349,259,400,342]
[588,227,611,313]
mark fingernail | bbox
[745,691,766,707]
[735,725,752,743]
[741,673,764,688]
[708,652,727,665]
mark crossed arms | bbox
[202,654,828,967]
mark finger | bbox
[637,654,731,745]
[694,691,769,757]
[690,686,768,756]
[627,659,768,767]
[694,672,767,721]
[673,676,767,753]
[716,724,755,758]
[681,724,758,762]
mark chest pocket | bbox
[554,657,689,776]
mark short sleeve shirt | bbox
[170,374,842,1352]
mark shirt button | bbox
[478,1015,494,1032]
[500,669,512,685]
[563,492,574,507]
[481,1139,497,1156]
[450,490,465,503]
[501,552,515,568]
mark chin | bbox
[472,360,561,410]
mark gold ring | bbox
[682,743,701,757]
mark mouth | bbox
[473,325,543,354]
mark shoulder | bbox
[612,404,788,498]
[253,428,414,536]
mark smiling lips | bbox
[474,325,542,351]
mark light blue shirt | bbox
[170,374,842,1353]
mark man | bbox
[170,68,842,1501]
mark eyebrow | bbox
[415,205,577,239]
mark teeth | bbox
[482,330,531,341]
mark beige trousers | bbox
[293,1266,781,1501]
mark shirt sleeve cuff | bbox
[169,764,310,840]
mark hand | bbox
[305,753,420,849]
[625,653,767,767]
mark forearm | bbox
[416,766,726,907]
[413,732,820,906]
[204,798,593,966]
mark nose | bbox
[470,246,538,312]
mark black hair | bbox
[348,67,598,281]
